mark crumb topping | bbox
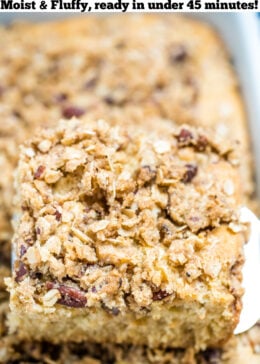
[12,119,246,313]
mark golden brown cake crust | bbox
[7,119,246,349]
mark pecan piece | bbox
[176,128,193,145]
[36,227,41,235]
[62,105,85,119]
[46,282,87,308]
[182,164,198,183]
[152,290,171,301]
[54,209,62,222]
[34,165,46,179]
[15,261,28,283]
[197,134,208,151]
[20,244,28,257]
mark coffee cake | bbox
[7,119,246,350]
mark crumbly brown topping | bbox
[12,119,245,313]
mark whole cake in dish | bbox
[7,119,246,350]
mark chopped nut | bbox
[20,244,28,257]
[197,134,208,151]
[46,282,87,308]
[182,164,198,183]
[34,165,46,179]
[176,128,193,145]
[152,290,171,301]
[15,261,27,282]
[54,209,62,222]
[62,105,85,119]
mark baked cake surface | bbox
[7,119,246,349]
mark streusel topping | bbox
[13,119,245,313]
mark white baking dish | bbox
[1,13,260,197]
[194,13,260,198]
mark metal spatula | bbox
[234,207,260,334]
